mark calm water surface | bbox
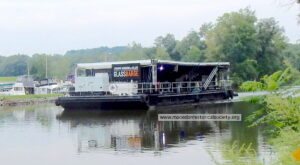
[0,102,272,165]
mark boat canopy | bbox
[76,59,230,70]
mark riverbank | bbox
[0,94,61,107]
[242,92,300,164]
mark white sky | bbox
[0,0,299,55]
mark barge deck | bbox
[56,89,234,110]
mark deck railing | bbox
[138,81,206,94]
[137,80,231,94]
[66,80,232,97]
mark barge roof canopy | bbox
[77,59,230,70]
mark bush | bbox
[239,67,295,91]
[239,81,263,91]
[247,94,300,164]
[247,95,300,133]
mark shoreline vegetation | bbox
[212,66,300,164]
[245,94,300,164]
[0,94,61,107]
[231,89,300,164]
[210,90,300,164]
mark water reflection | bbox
[0,102,270,165]
[56,102,261,154]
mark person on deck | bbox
[192,82,201,93]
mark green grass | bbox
[208,142,262,165]
[0,77,17,82]
[0,93,62,100]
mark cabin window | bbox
[77,69,96,77]
[77,69,86,77]
[86,69,93,77]
[14,87,23,91]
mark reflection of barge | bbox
[56,102,256,153]
[55,59,236,110]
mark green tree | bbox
[205,8,258,84]
[198,23,213,50]
[182,46,206,62]
[29,54,47,79]
[47,55,71,79]
[233,59,259,85]
[199,23,213,39]
[154,47,171,60]
[154,34,179,60]
[119,42,149,60]
[0,55,29,76]
[206,8,257,62]
[175,31,202,60]
[255,18,287,76]
[283,44,300,70]
[179,23,212,62]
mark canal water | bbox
[0,102,272,165]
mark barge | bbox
[55,59,236,110]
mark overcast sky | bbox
[0,0,299,56]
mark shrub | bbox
[239,81,263,91]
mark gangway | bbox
[203,66,218,90]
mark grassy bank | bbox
[0,77,17,82]
[0,93,62,100]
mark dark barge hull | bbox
[55,89,235,110]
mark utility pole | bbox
[45,55,48,78]
[106,52,111,62]
[27,62,30,76]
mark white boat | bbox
[0,82,26,96]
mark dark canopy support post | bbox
[151,60,158,91]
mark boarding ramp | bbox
[203,66,218,90]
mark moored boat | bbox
[55,59,236,110]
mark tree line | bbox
[0,8,299,86]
